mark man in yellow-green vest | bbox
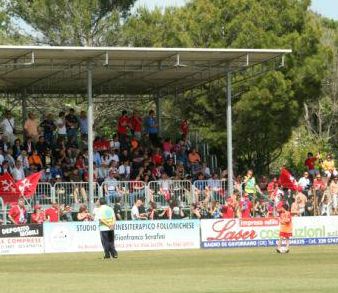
[98,197,118,260]
[244,169,262,202]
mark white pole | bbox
[227,72,234,196]
[87,64,94,212]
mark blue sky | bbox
[311,0,338,20]
[134,0,338,20]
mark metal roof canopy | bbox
[0,46,291,211]
[0,46,291,96]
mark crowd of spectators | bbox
[189,152,338,220]
[1,108,338,224]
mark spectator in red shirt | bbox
[222,197,236,218]
[75,154,86,177]
[180,119,189,137]
[240,194,252,218]
[305,152,319,177]
[45,202,59,222]
[162,138,173,160]
[267,177,278,199]
[152,148,163,166]
[8,197,27,225]
[31,205,46,224]
[130,110,142,140]
[117,110,130,148]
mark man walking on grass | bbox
[98,197,118,260]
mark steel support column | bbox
[87,64,94,212]
[21,95,27,132]
[227,72,234,196]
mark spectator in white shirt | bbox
[298,171,311,196]
[118,160,131,180]
[0,110,15,144]
[56,111,67,138]
[0,148,4,165]
[131,199,147,220]
[11,160,25,181]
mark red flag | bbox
[16,171,42,198]
[0,173,21,204]
[278,168,301,191]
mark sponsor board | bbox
[201,216,338,248]
[0,224,44,255]
[115,220,200,251]
[44,220,200,253]
[44,222,101,253]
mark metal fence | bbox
[101,180,146,208]
[54,182,100,209]
[193,179,228,204]
[0,197,5,224]
[0,179,220,222]
[148,180,193,208]
[29,183,53,208]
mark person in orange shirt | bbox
[276,203,293,254]
[24,112,39,142]
[28,150,43,170]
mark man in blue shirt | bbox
[145,110,158,146]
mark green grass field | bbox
[1,246,338,293]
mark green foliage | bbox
[271,126,332,175]
[234,71,297,173]
[0,0,29,44]
[7,0,136,45]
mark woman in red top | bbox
[31,205,46,224]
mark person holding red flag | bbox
[8,197,27,225]
[278,167,301,191]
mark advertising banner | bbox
[0,224,44,255]
[201,217,338,249]
[115,220,200,251]
[44,220,200,253]
[44,222,101,253]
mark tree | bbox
[0,0,29,44]
[7,0,136,45]
[303,17,338,146]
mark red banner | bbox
[278,167,301,191]
[0,173,20,204]
[16,172,42,198]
